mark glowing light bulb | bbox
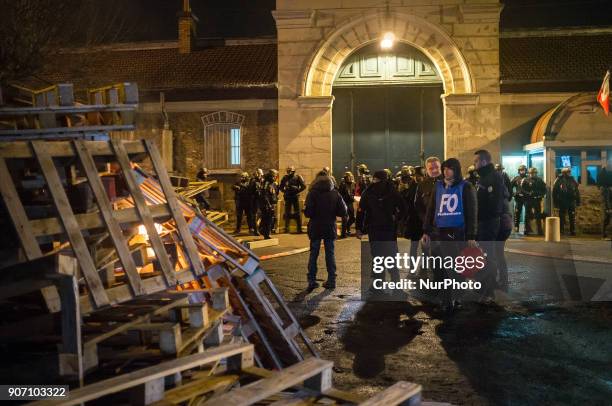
[380,32,395,50]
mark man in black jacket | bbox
[421,158,477,312]
[474,150,507,299]
[338,171,356,238]
[304,171,347,290]
[356,170,407,293]
[279,166,306,234]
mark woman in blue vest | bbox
[421,158,477,313]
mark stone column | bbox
[278,96,334,184]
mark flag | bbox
[597,70,610,116]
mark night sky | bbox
[68,0,612,45]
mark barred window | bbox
[201,111,244,169]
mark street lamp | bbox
[380,32,395,50]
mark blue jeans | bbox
[307,239,336,284]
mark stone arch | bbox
[303,11,475,97]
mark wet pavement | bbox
[262,238,612,405]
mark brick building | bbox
[18,0,612,232]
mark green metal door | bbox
[332,84,444,177]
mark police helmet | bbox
[528,167,538,174]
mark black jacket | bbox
[475,163,506,221]
[304,177,347,240]
[511,174,527,199]
[279,173,306,198]
[232,179,252,203]
[338,179,356,204]
[414,175,442,224]
[521,176,546,200]
[402,180,423,240]
[356,180,407,233]
[553,175,580,207]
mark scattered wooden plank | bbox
[74,140,147,296]
[246,238,279,249]
[27,343,254,406]
[204,358,333,406]
[31,140,109,307]
[111,139,176,286]
[358,381,422,406]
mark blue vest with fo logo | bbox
[434,180,466,228]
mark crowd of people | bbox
[300,150,612,313]
[195,152,611,312]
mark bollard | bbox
[545,217,561,242]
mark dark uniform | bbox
[232,172,255,234]
[357,171,407,294]
[338,172,356,237]
[355,164,372,196]
[553,168,580,235]
[249,169,264,236]
[511,165,528,232]
[598,167,612,238]
[521,168,546,235]
[496,164,513,201]
[465,165,479,187]
[402,166,424,259]
[257,170,279,239]
[279,167,306,233]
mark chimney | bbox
[178,0,198,54]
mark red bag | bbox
[459,246,487,279]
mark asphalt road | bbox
[263,238,612,405]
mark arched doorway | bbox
[332,42,444,176]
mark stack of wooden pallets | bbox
[0,139,427,405]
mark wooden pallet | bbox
[0,139,316,375]
[26,343,423,406]
[0,83,137,138]
[0,139,205,311]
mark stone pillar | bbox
[278,96,334,184]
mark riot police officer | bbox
[232,172,254,235]
[465,165,479,187]
[279,166,306,233]
[553,167,580,236]
[356,163,372,196]
[496,164,513,201]
[194,166,211,212]
[249,168,264,236]
[597,166,612,239]
[521,167,546,235]
[338,171,356,238]
[396,165,414,192]
[511,164,528,232]
[258,169,279,239]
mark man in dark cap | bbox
[356,170,407,297]
[338,171,356,238]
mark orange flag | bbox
[597,70,610,116]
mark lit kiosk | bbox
[524,93,612,232]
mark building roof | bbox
[22,41,277,102]
[501,31,612,93]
